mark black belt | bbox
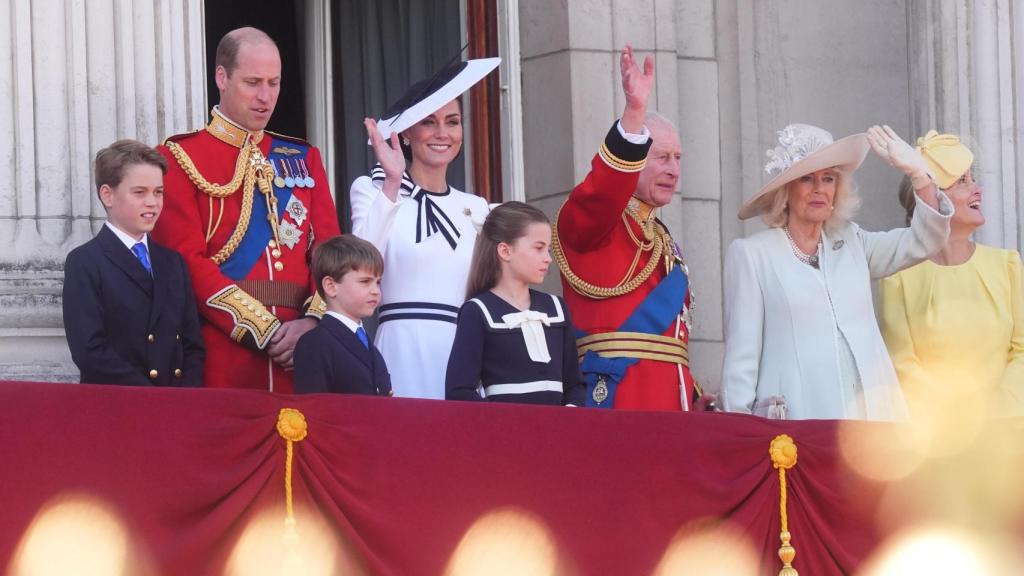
[377,302,460,325]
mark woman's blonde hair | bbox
[760,169,861,233]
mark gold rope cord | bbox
[166,140,253,198]
[276,408,308,538]
[551,204,665,300]
[209,169,256,264]
[168,140,276,264]
[770,434,799,576]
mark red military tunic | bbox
[555,122,696,411]
[153,108,340,393]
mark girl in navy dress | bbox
[446,202,585,406]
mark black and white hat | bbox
[373,57,501,141]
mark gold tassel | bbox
[769,434,799,576]
[277,409,308,543]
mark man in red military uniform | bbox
[554,46,714,411]
[153,27,340,392]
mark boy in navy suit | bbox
[294,235,392,396]
[63,140,204,386]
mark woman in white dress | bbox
[720,124,953,420]
[350,59,499,399]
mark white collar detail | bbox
[105,221,148,251]
[325,310,362,334]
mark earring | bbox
[402,137,410,146]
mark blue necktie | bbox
[131,242,152,275]
[355,326,369,349]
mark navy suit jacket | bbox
[62,225,205,386]
[294,315,392,396]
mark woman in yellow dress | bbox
[878,131,1024,416]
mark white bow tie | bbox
[501,310,552,363]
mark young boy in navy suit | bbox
[294,235,392,396]
[63,140,204,386]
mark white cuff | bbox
[615,120,651,145]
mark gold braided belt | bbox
[577,331,688,366]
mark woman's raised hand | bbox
[364,118,406,202]
[867,125,932,190]
[365,118,406,178]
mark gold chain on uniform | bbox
[551,201,674,300]
[166,140,276,264]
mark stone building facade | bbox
[2,0,1021,392]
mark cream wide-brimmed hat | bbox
[739,124,870,220]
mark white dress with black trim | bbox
[445,289,586,406]
[350,168,490,399]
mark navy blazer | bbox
[294,315,392,396]
[62,225,204,386]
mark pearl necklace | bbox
[783,226,822,269]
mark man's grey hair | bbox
[644,110,678,134]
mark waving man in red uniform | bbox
[152,27,340,392]
[553,46,713,411]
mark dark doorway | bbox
[204,1,307,139]
[331,0,466,231]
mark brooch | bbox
[592,376,609,404]
[278,220,303,249]
[285,196,308,226]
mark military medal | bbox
[299,158,315,187]
[278,220,303,249]
[592,375,609,405]
[292,159,306,188]
[285,196,308,226]
[282,160,295,188]
[272,159,286,188]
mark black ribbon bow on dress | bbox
[370,163,461,251]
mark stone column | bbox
[0,0,206,381]
[907,0,1024,250]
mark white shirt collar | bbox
[325,310,363,334]
[105,221,148,251]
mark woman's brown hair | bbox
[465,201,550,298]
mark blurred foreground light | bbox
[652,519,759,576]
[8,494,129,576]
[444,508,560,576]
[838,419,928,483]
[225,508,362,576]
[861,525,1022,576]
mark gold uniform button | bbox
[274,261,284,272]
[176,333,181,341]
[147,334,155,343]
[149,369,159,379]
[269,239,278,248]
[174,369,183,378]
[271,249,282,258]
[388,390,395,397]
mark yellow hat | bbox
[915,130,974,189]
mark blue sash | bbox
[219,138,301,280]
[579,265,688,408]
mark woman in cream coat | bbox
[721,124,953,420]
